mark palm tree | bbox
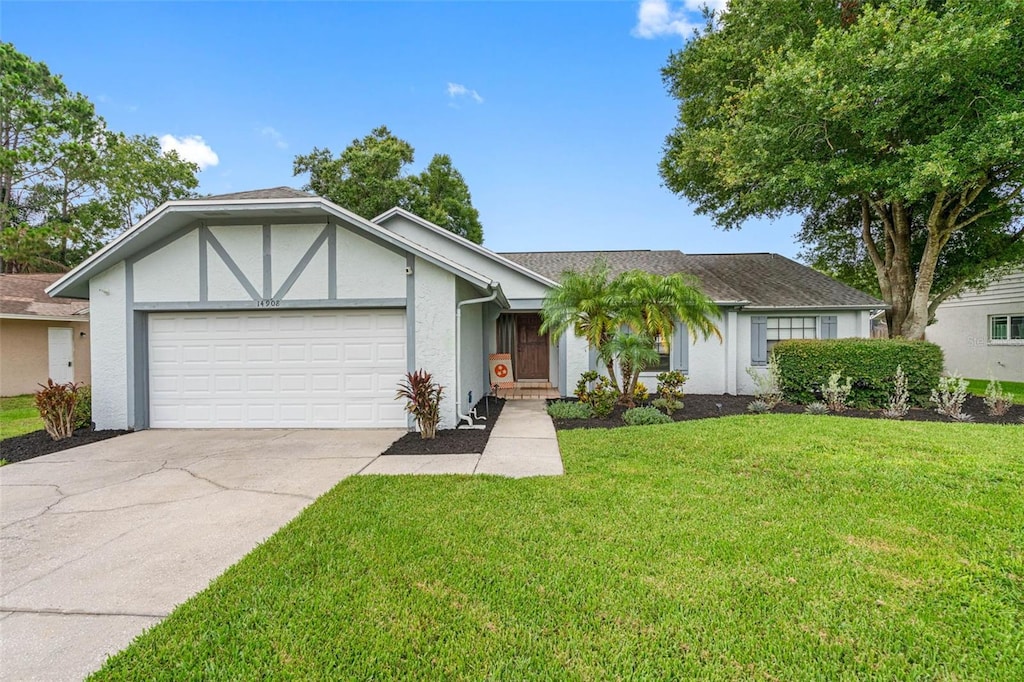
[541,264,723,402]
[607,271,722,403]
[613,270,722,346]
[598,332,660,406]
[540,260,622,392]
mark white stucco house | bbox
[926,270,1024,382]
[48,187,883,431]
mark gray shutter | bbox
[674,323,689,373]
[821,315,838,339]
[751,316,768,366]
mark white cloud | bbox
[632,0,726,40]
[447,82,484,105]
[158,134,219,170]
[259,126,288,150]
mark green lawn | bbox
[0,394,43,440]
[967,378,1024,403]
[92,416,1023,680]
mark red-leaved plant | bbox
[396,370,444,439]
[35,379,81,441]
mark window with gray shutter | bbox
[751,316,767,366]
[821,315,838,339]
[674,323,689,373]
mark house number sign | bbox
[256,299,281,308]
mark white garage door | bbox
[148,310,407,428]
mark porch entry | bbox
[495,313,549,381]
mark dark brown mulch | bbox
[383,397,505,455]
[551,394,1024,430]
[0,427,130,465]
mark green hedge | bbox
[772,339,944,408]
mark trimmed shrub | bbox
[656,370,687,403]
[547,401,594,419]
[590,387,618,418]
[983,377,1014,416]
[772,338,943,408]
[575,371,601,402]
[35,380,80,441]
[746,357,782,410]
[746,399,771,414]
[396,370,444,439]
[74,384,92,429]
[622,406,673,426]
[575,371,618,417]
[881,365,910,419]
[633,381,650,404]
[931,373,970,420]
[804,401,829,415]
[651,397,683,415]
[821,371,853,412]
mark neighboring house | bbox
[926,270,1024,382]
[48,187,882,431]
[1,273,91,396]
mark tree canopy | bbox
[1,43,200,272]
[659,0,1024,338]
[293,126,484,244]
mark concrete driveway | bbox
[0,428,401,681]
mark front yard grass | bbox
[967,378,1024,403]
[93,416,1023,680]
[0,394,43,440]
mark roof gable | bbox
[373,208,555,300]
[374,207,557,287]
[47,197,506,304]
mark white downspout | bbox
[456,285,500,429]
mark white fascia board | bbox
[373,207,559,289]
[742,304,887,312]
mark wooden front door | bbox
[515,314,549,380]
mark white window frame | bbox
[766,316,817,352]
[989,314,1024,344]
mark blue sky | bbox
[4,1,804,258]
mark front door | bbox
[515,314,549,380]
[48,327,74,384]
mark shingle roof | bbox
[203,187,313,200]
[499,250,883,308]
[1,273,90,317]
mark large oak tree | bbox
[659,0,1024,339]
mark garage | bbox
[148,309,407,428]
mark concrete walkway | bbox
[360,400,564,478]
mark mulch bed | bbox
[383,396,505,455]
[551,394,1024,430]
[0,427,130,465]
